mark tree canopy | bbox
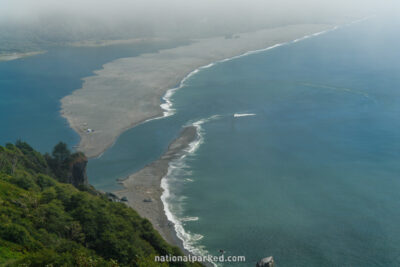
[0,142,202,267]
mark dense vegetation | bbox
[0,142,201,266]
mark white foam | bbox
[161,167,210,261]
[158,62,218,118]
[160,114,223,266]
[155,17,375,264]
[234,113,256,118]
[95,17,375,163]
[154,22,357,123]
[134,17,376,134]
[181,216,200,222]
[184,114,221,154]
[157,19,373,264]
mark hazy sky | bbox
[0,0,398,40]
[1,0,393,18]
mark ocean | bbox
[89,17,400,266]
[2,16,400,266]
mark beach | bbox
[114,126,198,247]
[61,23,337,158]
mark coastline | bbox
[114,126,198,249]
[0,51,46,62]
[62,16,371,262]
[60,23,338,158]
[67,37,167,48]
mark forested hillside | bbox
[0,141,201,266]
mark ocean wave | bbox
[160,63,217,117]
[157,24,342,262]
[160,114,223,266]
[185,114,221,154]
[181,216,200,222]
[157,23,351,121]
[159,17,374,265]
[234,113,256,118]
[137,17,374,134]
[161,162,210,261]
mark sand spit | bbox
[0,51,46,62]
[114,126,197,247]
[61,23,335,158]
[67,37,167,48]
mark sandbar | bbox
[61,23,336,158]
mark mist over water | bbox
[1,0,396,53]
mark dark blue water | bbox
[0,41,182,153]
[89,17,400,266]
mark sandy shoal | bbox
[61,23,335,158]
[114,126,197,248]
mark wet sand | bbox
[114,126,197,247]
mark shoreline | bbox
[63,17,368,258]
[60,23,339,158]
[0,51,46,62]
[114,126,198,250]
[67,37,168,48]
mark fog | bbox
[0,0,398,50]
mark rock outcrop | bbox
[256,256,275,267]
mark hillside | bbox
[0,141,202,266]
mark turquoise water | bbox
[0,41,181,153]
[89,17,400,266]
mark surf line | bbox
[157,16,375,259]
[158,19,373,121]
[160,115,222,265]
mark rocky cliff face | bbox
[68,154,88,187]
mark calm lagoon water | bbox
[89,17,400,266]
[0,41,181,152]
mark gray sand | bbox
[67,37,167,47]
[114,126,197,247]
[62,22,342,255]
[61,23,335,158]
[0,51,45,62]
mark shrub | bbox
[0,223,31,246]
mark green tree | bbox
[52,142,71,163]
[46,142,72,181]
[0,142,203,267]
